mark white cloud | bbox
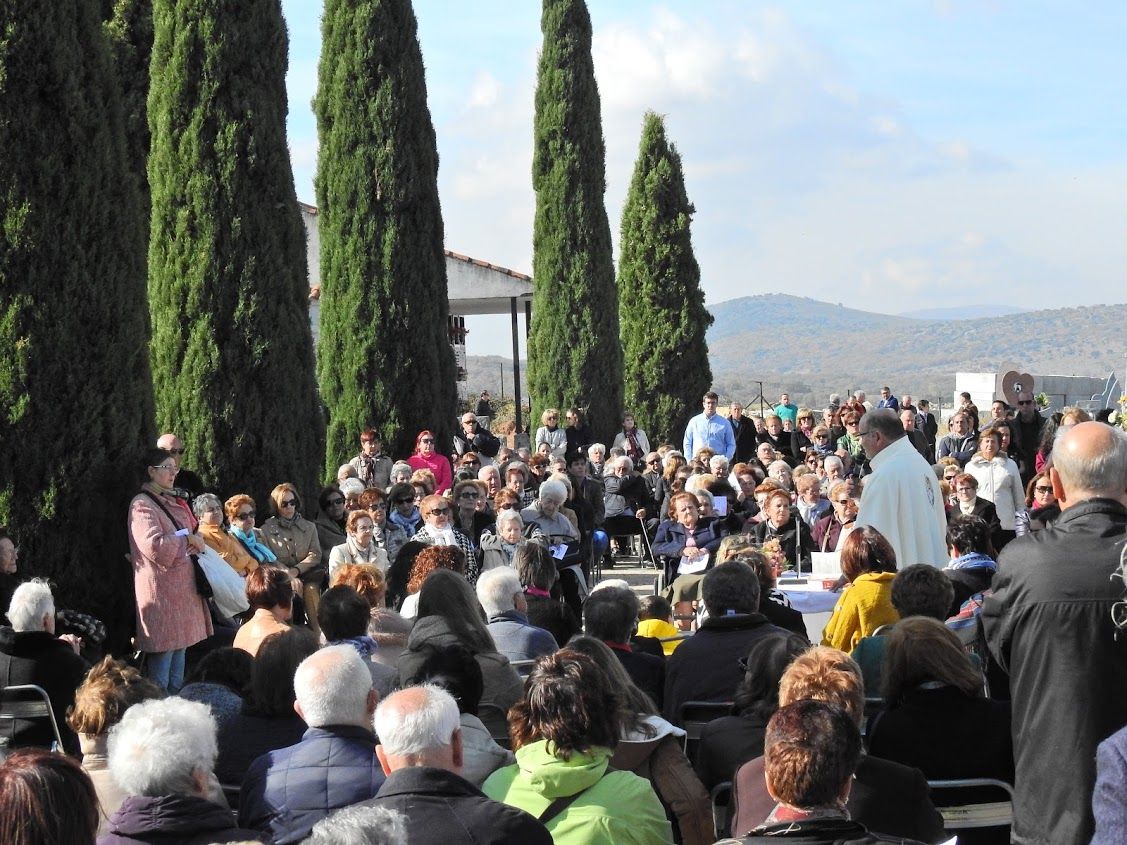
[466,71,500,109]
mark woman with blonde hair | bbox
[67,657,165,833]
[535,408,567,453]
[260,482,323,633]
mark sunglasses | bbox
[235,510,255,520]
[498,502,518,510]
[393,498,413,505]
[1018,400,1034,406]
[427,507,451,516]
[420,438,434,444]
[460,491,480,498]
[1034,485,1053,494]
[833,499,850,505]
[370,503,388,511]
[168,448,186,456]
[326,497,345,506]
[280,499,297,508]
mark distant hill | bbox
[898,304,1027,320]
[466,294,1125,413]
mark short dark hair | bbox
[734,634,809,720]
[514,542,556,591]
[387,482,415,504]
[184,647,253,697]
[946,514,994,557]
[510,649,622,759]
[582,587,638,643]
[890,564,955,621]
[403,643,485,716]
[317,585,371,641]
[318,485,344,511]
[764,699,862,809]
[702,561,761,616]
[245,628,319,717]
[0,749,100,845]
[638,594,671,621]
[139,447,173,482]
[703,391,718,402]
[245,566,293,612]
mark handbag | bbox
[195,545,250,619]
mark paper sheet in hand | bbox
[678,555,709,575]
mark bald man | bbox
[361,686,551,844]
[982,422,1127,845]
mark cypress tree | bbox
[147,0,323,506]
[104,0,154,226]
[618,112,713,444]
[315,0,457,467]
[0,0,154,643]
[528,0,623,444]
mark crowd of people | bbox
[1,387,1126,845]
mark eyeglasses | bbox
[150,464,178,472]
[833,499,851,505]
[462,459,480,466]
[460,491,480,499]
[647,459,662,465]
[370,503,388,511]
[280,499,297,508]
[1018,400,1034,406]
[814,434,829,439]
[392,498,413,505]
[168,448,185,456]
[326,497,345,506]
[235,510,255,520]
[1034,485,1053,494]
[546,415,558,420]
[427,507,451,516]
[498,502,518,510]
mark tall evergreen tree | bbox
[528,0,623,444]
[618,112,713,444]
[148,0,323,506]
[0,0,154,643]
[315,0,457,467]
[104,0,154,225]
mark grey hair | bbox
[390,461,414,479]
[307,805,407,845]
[7,579,54,632]
[476,567,523,616]
[477,464,500,482]
[293,645,373,728]
[339,478,365,498]
[613,454,634,472]
[107,698,217,797]
[1054,424,1127,498]
[538,479,568,505]
[767,460,792,476]
[588,443,606,458]
[374,685,460,756]
[496,509,524,531]
[823,455,844,472]
[694,489,716,508]
[191,492,222,519]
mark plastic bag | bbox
[195,545,250,619]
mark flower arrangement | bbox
[1109,394,1127,433]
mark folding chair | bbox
[927,777,1014,839]
[0,684,65,752]
[676,700,733,765]
[710,781,732,839]
[509,659,537,677]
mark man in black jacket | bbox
[453,412,501,460]
[728,402,758,464]
[363,685,552,845]
[0,579,88,755]
[982,422,1127,845]
[663,562,792,723]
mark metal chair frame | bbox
[0,684,65,752]
[927,777,1014,832]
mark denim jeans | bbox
[144,647,186,693]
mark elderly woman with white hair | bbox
[0,579,88,755]
[100,698,261,843]
[520,479,578,543]
[478,509,529,572]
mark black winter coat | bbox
[981,498,1127,845]
[361,766,553,844]
[0,628,88,755]
[99,794,265,844]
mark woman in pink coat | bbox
[406,429,453,494]
[127,448,212,691]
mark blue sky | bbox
[280,1,1127,356]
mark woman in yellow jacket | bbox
[822,526,900,652]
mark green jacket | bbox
[482,740,673,845]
